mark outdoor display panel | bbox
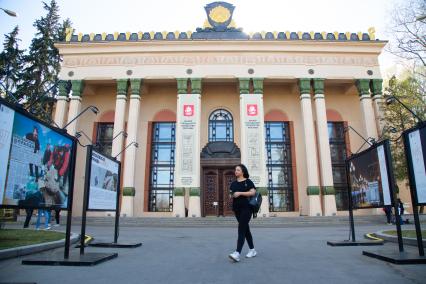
[87,149,120,211]
[404,123,426,205]
[0,98,76,210]
[347,141,392,209]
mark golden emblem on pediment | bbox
[209,6,231,23]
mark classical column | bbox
[299,78,322,216]
[371,79,384,136]
[313,79,336,216]
[121,79,142,217]
[239,78,269,217]
[66,80,84,135]
[111,79,128,161]
[356,79,378,141]
[173,78,202,217]
[54,80,69,128]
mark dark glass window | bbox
[96,123,114,156]
[328,122,349,210]
[208,109,233,142]
[265,122,294,212]
[149,122,176,212]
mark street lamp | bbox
[416,15,426,21]
[62,105,99,130]
[384,94,424,123]
[113,141,138,159]
[0,8,17,17]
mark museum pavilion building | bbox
[53,2,387,217]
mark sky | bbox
[0,0,410,78]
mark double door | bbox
[202,167,235,216]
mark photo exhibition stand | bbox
[363,124,426,264]
[327,141,388,247]
[18,104,117,266]
[83,145,142,249]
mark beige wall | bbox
[65,79,390,217]
[70,83,119,216]
[263,83,308,215]
[135,82,177,217]
[200,82,241,150]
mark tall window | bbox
[149,122,176,212]
[328,122,349,210]
[96,123,114,156]
[265,122,294,212]
[208,109,233,142]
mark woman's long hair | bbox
[236,164,250,179]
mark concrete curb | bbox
[0,232,79,261]
[374,230,426,247]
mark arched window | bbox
[208,109,233,142]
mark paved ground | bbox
[0,223,425,284]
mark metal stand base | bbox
[363,250,426,264]
[327,240,384,246]
[22,252,118,266]
[89,242,142,248]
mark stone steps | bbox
[15,214,425,228]
[69,215,393,228]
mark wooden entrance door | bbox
[202,167,235,216]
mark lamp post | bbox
[0,8,17,17]
[62,105,99,130]
[384,94,424,124]
[416,15,426,21]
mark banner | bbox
[88,149,120,211]
[0,100,75,209]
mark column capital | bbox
[129,78,142,99]
[116,79,128,98]
[298,78,311,94]
[370,79,383,97]
[177,78,188,94]
[356,79,371,97]
[70,80,84,97]
[58,80,70,97]
[312,78,325,95]
[253,78,264,94]
[190,78,202,94]
[239,78,250,94]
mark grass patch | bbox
[0,229,65,250]
[383,230,426,239]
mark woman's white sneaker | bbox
[228,251,240,262]
[246,249,257,258]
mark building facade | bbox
[54,2,387,217]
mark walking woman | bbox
[228,164,257,262]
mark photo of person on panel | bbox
[3,111,72,208]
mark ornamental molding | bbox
[62,54,379,68]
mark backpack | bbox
[248,191,262,218]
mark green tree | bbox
[0,26,25,103]
[381,74,426,182]
[22,0,71,122]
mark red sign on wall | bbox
[183,105,194,116]
[247,104,258,116]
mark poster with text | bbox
[407,126,426,204]
[88,149,119,211]
[348,143,392,209]
[0,101,74,209]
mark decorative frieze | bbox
[63,54,379,68]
